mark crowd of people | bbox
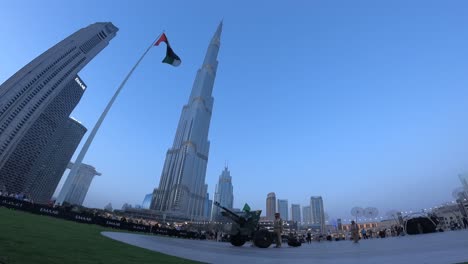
[3,192,468,247]
[0,191,192,235]
[0,191,34,203]
[448,218,468,230]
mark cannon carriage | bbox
[213,201,273,248]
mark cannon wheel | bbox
[253,229,272,248]
[230,234,246,246]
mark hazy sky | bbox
[1,0,468,222]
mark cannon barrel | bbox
[213,201,244,224]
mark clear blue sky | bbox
[2,0,468,222]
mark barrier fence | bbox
[0,196,203,239]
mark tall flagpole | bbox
[56,33,163,205]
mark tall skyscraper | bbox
[291,203,301,223]
[0,22,118,195]
[0,75,86,197]
[266,192,276,220]
[277,199,289,221]
[142,193,153,209]
[211,166,234,221]
[310,196,325,233]
[204,192,212,220]
[24,117,86,203]
[303,206,312,224]
[150,23,223,220]
[62,161,101,205]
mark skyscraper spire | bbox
[191,20,222,101]
[212,20,223,44]
[151,23,223,220]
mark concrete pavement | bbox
[102,230,468,264]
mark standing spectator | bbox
[462,216,468,229]
[361,228,367,239]
[350,221,359,243]
[306,231,312,244]
[274,213,283,248]
[396,225,403,236]
[379,229,386,238]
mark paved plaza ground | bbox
[102,229,468,264]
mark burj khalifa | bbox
[151,22,222,220]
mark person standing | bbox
[350,221,359,243]
[274,213,283,248]
[360,228,367,239]
[462,216,468,229]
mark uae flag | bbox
[155,33,181,67]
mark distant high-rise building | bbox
[0,22,117,195]
[266,192,276,220]
[122,203,132,210]
[211,166,234,221]
[277,199,289,221]
[202,183,209,217]
[61,162,101,205]
[24,117,86,203]
[337,218,343,231]
[104,203,113,212]
[151,23,223,220]
[291,203,301,223]
[310,196,325,233]
[303,206,312,224]
[142,193,153,209]
[460,174,468,194]
[204,192,212,220]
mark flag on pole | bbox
[155,33,181,67]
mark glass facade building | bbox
[0,77,86,198]
[277,199,289,221]
[25,117,86,203]
[0,22,118,198]
[291,203,301,223]
[151,23,223,220]
[63,162,101,205]
[266,192,276,220]
[211,166,234,221]
[310,196,325,233]
[142,193,153,209]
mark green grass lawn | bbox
[0,207,203,264]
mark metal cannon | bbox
[213,201,273,248]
